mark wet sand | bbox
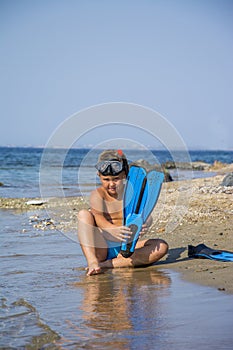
[1,165,233,294]
[1,208,233,350]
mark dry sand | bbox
[1,165,233,294]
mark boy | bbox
[77,149,168,276]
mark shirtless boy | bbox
[77,149,168,276]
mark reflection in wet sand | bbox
[58,269,171,348]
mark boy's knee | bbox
[146,238,168,258]
[160,240,169,256]
[77,209,93,222]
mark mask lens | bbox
[96,161,109,173]
[95,161,123,175]
[110,161,122,173]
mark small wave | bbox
[0,298,60,348]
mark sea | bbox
[0,147,232,199]
[1,147,233,349]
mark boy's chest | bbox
[104,200,123,222]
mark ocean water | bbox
[0,147,232,198]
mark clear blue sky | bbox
[1,0,233,149]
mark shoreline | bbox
[1,170,233,294]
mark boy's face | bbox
[98,171,126,196]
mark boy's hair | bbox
[97,149,129,175]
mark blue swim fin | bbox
[188,244,233,262]
[120,165,164,258]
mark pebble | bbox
[29,215,56,231]
[198,186,233,194]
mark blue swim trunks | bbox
[106,240,121,260]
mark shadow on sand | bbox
[156,246,189,265]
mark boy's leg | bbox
[100,238,168,268]
[77,209,108,275]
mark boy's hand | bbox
[109,226,132,242]
[139,216,153,237]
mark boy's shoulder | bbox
[90,186,116,202]
[90,186,105,199]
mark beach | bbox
[1,164,233,294]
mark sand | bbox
[1,166,233,294]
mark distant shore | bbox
[1,163,233,294]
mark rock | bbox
[26,199,48,206]
[130,160,173,182]
[163,169,173,182]
[210,160,226,170]
[221,173,233,187]
[162,161,210,171]
[162,161,177,169]
[0,182,3,186]
[191,162,211,171]
[130,159,156,171]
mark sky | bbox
[0,0,233,150]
